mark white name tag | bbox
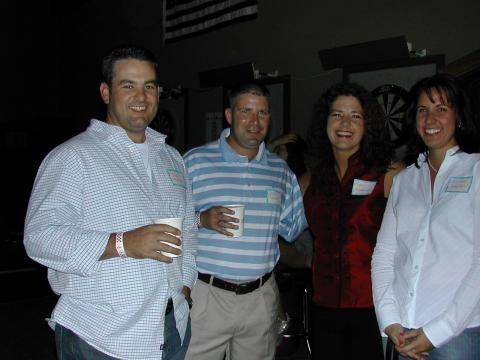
[445,176,472,193]
[351,179,377,196]
[168,169,186,188]
[267,190,282,205]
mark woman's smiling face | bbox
[326,95,365,157]
[415,89,457,153]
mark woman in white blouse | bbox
[372,73,480,360]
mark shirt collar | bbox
[446,145,460,156]
[347,150,362,167]
[219,128,267,164]
[88,119,166,146]
[419,145,461,163]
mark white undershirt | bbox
[135,141,152,181]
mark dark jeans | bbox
[311,304,384,360]
[55,325,117,360]
[162,311,191,360]
[55,311,191,360]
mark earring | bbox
[457,118,463,129]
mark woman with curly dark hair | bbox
[301,82,404,359]
[372,73,480,360]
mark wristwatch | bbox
[186,296,193,309]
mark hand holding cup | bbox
[154,217,183,258]
[200,205,245,237]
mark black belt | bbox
[198,272,272,295]
[165,298,173,315]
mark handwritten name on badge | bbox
[351,179,377,196]
[445,176,472,193]
[267,190,282,205]
[168,169,186,188]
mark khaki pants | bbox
[185,274,279,360]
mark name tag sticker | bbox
[267,190,281,205]
[351,179,377,196]
[168,169,186,188]
[445,176,472,193]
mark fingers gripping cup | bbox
[154,217,183,257]
[225,205,245,237]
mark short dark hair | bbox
[306,82,393,185]
[226,82,271,109]
[101,45,158,86]
[404,73,480,166]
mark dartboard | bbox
[372,84,410,146]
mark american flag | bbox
[163,0,259,43]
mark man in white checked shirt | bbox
[184,83,307,360]
[24,45,197,360]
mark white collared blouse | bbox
[372,147,480,347]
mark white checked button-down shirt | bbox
[24,119,197,359]
[372,147,480,347]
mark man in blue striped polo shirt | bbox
[184,83,307,360]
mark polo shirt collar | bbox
[219,128,267,164]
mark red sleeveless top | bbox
[304,153,386,308]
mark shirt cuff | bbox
[375,305,402,336]
[183,265,197,290]
[195,211,202,229]
[422,318,452,348]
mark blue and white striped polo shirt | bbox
[184,128,307,281]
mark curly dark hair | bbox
[404,73,480,166]
[306,82,393,186]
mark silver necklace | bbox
[428,158,438,173]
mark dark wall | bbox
[52,0,166,130]
[10,0,480,136]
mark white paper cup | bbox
[225,204,245,237]
[154,217,183,257]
